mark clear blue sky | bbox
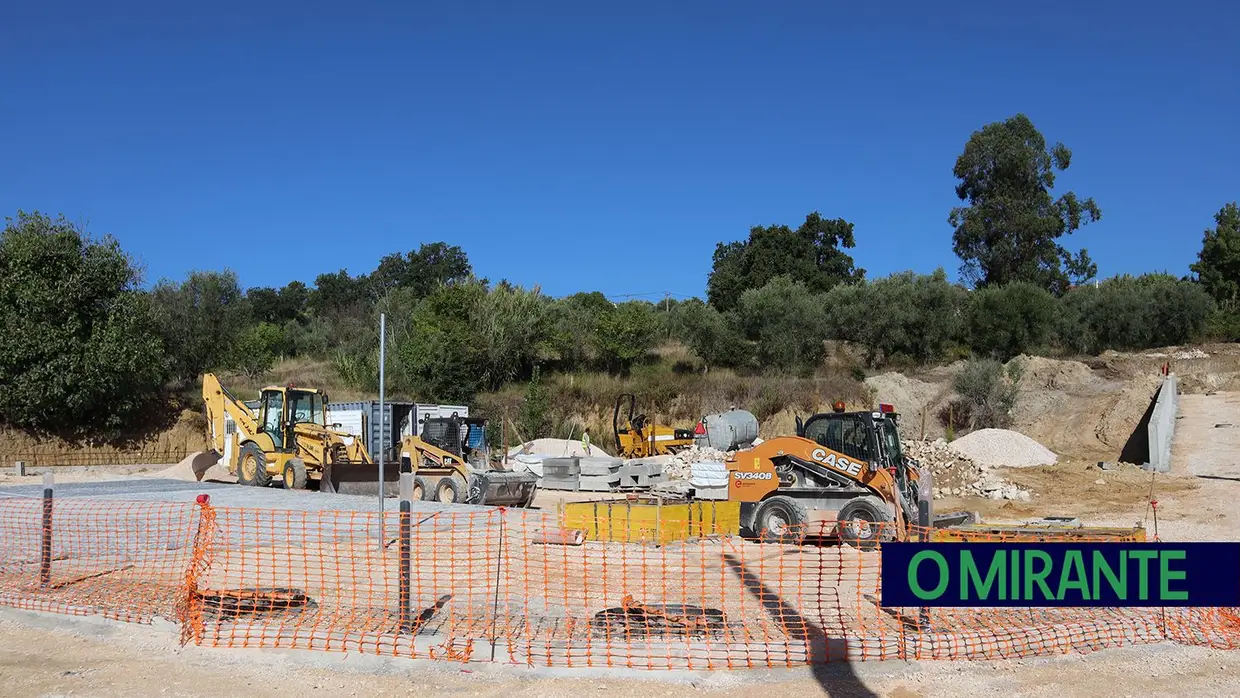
[2,1,1236,300]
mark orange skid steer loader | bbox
[723,402,973,549]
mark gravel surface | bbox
[949,428,1058,468]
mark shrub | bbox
[951,358,1023,430]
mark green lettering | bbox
[1129,551,1158,600]
[1011,545,1020,599]
[962,550,1006,600]
[1057,550,1091,601]
[909,551,949,600]
[1160,550,1188,601]
[1024,550,1055,600]
[1092,550,1127,600]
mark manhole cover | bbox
[590,595,727,639]
[198,587,314,619]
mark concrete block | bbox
[576,474,620,492]
[578,457,622,477]
[692,485,730,500]
[13,461,26,476]
[540,476,580,491]
[542,457,580,478]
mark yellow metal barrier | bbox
[563,496,741,544]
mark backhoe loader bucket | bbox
[321,461,399,497]
[467,470,539,507]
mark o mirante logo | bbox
[880,542,1240,607]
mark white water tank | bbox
[695,409,759,451]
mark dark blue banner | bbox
[880,542,1240,607]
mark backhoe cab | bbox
[613,393,695,458]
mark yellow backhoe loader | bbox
[201,373,370,489]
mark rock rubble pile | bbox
[903,438,1032,502]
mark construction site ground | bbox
[3,349,1240,695]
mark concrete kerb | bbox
[1146,373,1178,473]
[0,605,925,686]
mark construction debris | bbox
[662,444,731,480]
[903,438,1032,502]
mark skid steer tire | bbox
[413,476,435,502]
[836,496,896,551]
[282,459,308,490]
[755,496,809,545]
[238,443,272,488]
[436,475,467,504]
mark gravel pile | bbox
[948,429,1058,468]
[903,438,1032,502]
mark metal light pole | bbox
[378,313,386,546]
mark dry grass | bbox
[475,355,872,453]
[221,357,372,403]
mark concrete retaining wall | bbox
[1147,374,1179,473]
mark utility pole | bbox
[378,312,386,548]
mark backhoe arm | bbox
[202,373,260,451]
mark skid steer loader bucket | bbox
[467,470,539,507]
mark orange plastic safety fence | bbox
[0,495,200,623]
[2,498,1240,669]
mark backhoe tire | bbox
[238,443,272,488]
[754,496,809,545]
[282,458,308,490]
[436,474,467,504]
[413,476,435,502]
[836,496,896,551]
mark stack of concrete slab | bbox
[538,456,625,491]
[540,457,581,490]
[619,459,665,489]
[577,457,623,491]
[689,461,730,500]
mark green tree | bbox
[707,211,864,311]
[966,282,1057,360]
[670,299,751,370]
[1058,274,1213,353]
[1190,202,1240,310]
[229,322,285,379]
[0,211,168,435]
[369,242,472,299]
[150,270,250,381]
[736,276,828,374]
[950,114,1101,295]
[547,291,612,368]
[837,270,968,366]
[517,365,551,440]
[594,301,659,374]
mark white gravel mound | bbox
[949,428,1058,468]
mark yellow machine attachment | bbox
[613,393,695,459]
[201,373,371,489]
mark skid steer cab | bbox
[398,415,539,508]
[724,403,972,549]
